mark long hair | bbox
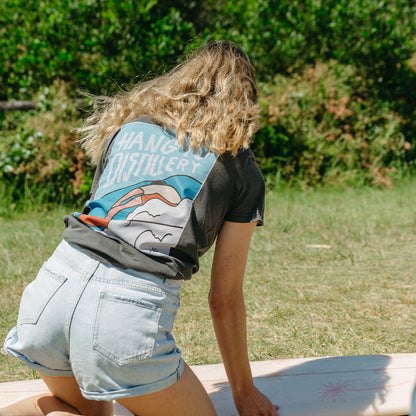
[78,40,260,164]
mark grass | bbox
[0,206,69,381]
[1,180,416,382]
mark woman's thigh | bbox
[116,363,217,416]
[39,373,113,416]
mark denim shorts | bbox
[3,240,184,401]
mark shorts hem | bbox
[80,358,185,401]
[3,328,74,377]
[3,347,74,377]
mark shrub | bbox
[0,81,92,205]
[253,61,411,187]
[3,0,415,99]
[208,0,416,82]
[0,0,196,99]
[1,0,416,200]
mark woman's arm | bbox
[209,221,279,416]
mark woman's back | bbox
[63,117,264,280]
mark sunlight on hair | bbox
[77,40,260,164]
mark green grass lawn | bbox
[1,181,416,382]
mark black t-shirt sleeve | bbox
[224,150,265,226]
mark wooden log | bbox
[0,101,37,111]
[0,99,89,111]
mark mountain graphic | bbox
[76,176,200,255]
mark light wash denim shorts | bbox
[3,240,184,401]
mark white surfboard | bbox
[194,354,416,416]
[1,354,415,415]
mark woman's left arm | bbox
[209,221,279,416]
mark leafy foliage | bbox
[0,82,92,205]
[0,0,196,99]
[253,61,411,187]
[3,0,415,98]
[1,0,416,204]
[206,0,416,82]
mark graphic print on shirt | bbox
[76,121,217,256]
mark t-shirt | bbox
[63,117,265,280]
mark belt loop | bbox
[84,259,100,282]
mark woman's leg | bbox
[39,373,113,416]
[0,372,113,416]
[117,363,217,416]
[0,393,81,416]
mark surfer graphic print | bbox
[76,120,217,257]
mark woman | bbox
[2,40,279,416]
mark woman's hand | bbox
[233,386,279,416]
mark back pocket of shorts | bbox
[93,292,162,366]
[18,264,67,325]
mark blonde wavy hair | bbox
[78,40,260,164]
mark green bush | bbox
[207,0,416,171]
[207,0,416,82]
[253,61,411,187]
[2,0,415,99]
[1,0,416,200]
[0,0,196,99]
[0,81,92,205]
